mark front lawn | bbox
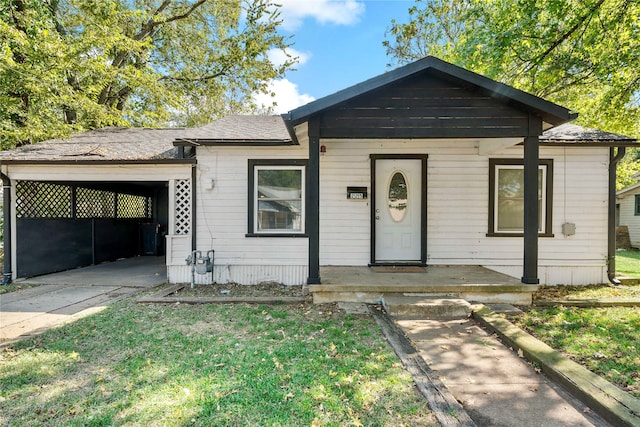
[515,305,640,398]
[0,299,436,426]
[616,249,640,277]
[516,274,640,398]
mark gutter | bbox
[0,172,11,285]
[608,147,626,285]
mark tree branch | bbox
[159,70,226,82]
[160,0,207,25]
[525,0,605,71]
[109,0,208,72]
[135,0,207,42]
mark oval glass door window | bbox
[388,171,408,222]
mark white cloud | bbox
[277,0,366,31]
[268,48,311,68]
[253,79,315,114]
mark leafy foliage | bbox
[0,0,295,148]
[617,148,640,190]
[384,0,640,139]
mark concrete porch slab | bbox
[15,256,167,287]
[311,265,537,305]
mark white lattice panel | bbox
[175,179,191,235]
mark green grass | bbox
[515,306,640,398]
[0,282,40,294]
[616,249,640,277]
[520,257,640,399]
[0,300,436,426]
[534,283,640,300]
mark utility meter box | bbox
[562,222,576,236]
[186,250,215,287]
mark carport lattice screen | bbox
[175,179,191,235]
[118,193,151,218]
[17,181,152,220]
[16,181,71,218]
[76,188,115,218]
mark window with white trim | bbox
[488,159,553,236]
[248,160,307,236]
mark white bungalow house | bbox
[0,57,637,300]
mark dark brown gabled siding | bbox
[318,73,532,139]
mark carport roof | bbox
[0,116,294,163]
[0,127,193,163]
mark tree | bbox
[0,0,295,148]
[384,0,640,140]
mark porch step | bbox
[309,283,537,305]
[382,296,471,320]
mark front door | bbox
[373,157,425,263]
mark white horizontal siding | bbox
[166,235,191,265]
[184,143,309,285]
[168,264,307,285]
[319,145,373,265]
[487,265,607,286]
[318,139,610,285]
[152,134,611,286]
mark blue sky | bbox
[254,0,414,113]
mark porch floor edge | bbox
[311,265,537,305]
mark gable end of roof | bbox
[282,56,577,131]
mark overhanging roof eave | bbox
[539,140,638,147]
[617,181,640,197]
[173,138,295,147]
[0,158,197,165]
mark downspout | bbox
[608,147,626,285]
[1,172,12,285]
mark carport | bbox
[0,126,196,283]
[15,179,168,277]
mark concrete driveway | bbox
[1,257,166,346]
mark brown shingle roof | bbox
[0,127,186,162]
[184,115,291,141]
[0,116,291,162]
[540,123,636,143]
[0,117,634,163]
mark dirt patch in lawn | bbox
[171,281,306,298]
[137,281,310,304]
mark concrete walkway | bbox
[1,257,166,346]
[396,315,611,426]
